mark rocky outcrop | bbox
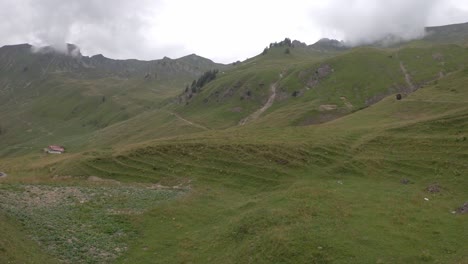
[309,38,347,52]
[306,64,334,88]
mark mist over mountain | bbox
[310,0,468,46]
[1,0,468,62]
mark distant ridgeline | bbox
[0,43,227,82]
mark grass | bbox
[1,38,468,263]
[0,213,58,264]
[0,181,184,263]
[174,44,468,129]
[68,66,468,263]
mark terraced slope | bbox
[1,22,468,264]
[14,67,462,263]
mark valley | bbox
[0,23,467,264]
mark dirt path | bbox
[169,112,210,130]
[239,80,279,126]
[400,61,416,92]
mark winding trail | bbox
[239,80,279,126]
[400,61,416,92]
[169,111,210,130]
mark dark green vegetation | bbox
[0,23,467,263]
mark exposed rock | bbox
[307,79,320,88]
[306,64,334,88]
[292,40,307,48]
[456,202,468,214]
[309,38,347,52]
[400,178,411,185]
[426,184,441,193]
[222,88,235,98]
[316,64,333,78]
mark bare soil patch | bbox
[340,97,354,109]
[319,104,338,112]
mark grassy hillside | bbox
[0,213,59,264]
[1,23,468,263]
[2,57,466,263]
[174,44,468,129]
[424,22,468,45]
[0,44,226,156]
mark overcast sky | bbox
[1,0,468,63]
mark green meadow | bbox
[0,26,467,263]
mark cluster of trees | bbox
[185,69,219,94]
[269,38,292,48]
[262,38,293,55]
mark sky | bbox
[0,0,468,63]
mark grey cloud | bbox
[1,0,467,62]
[312,0,442,46]
[0,0,184,59]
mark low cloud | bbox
[1,0,468,62]
[0,0,183,59]
[311,0,442,46]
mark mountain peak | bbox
[66,43,82,57]
[28,43,83,58]
[292,40,307,48]
[309,38,347,51]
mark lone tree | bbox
[285,48,290,54]
[396,94,402,100]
